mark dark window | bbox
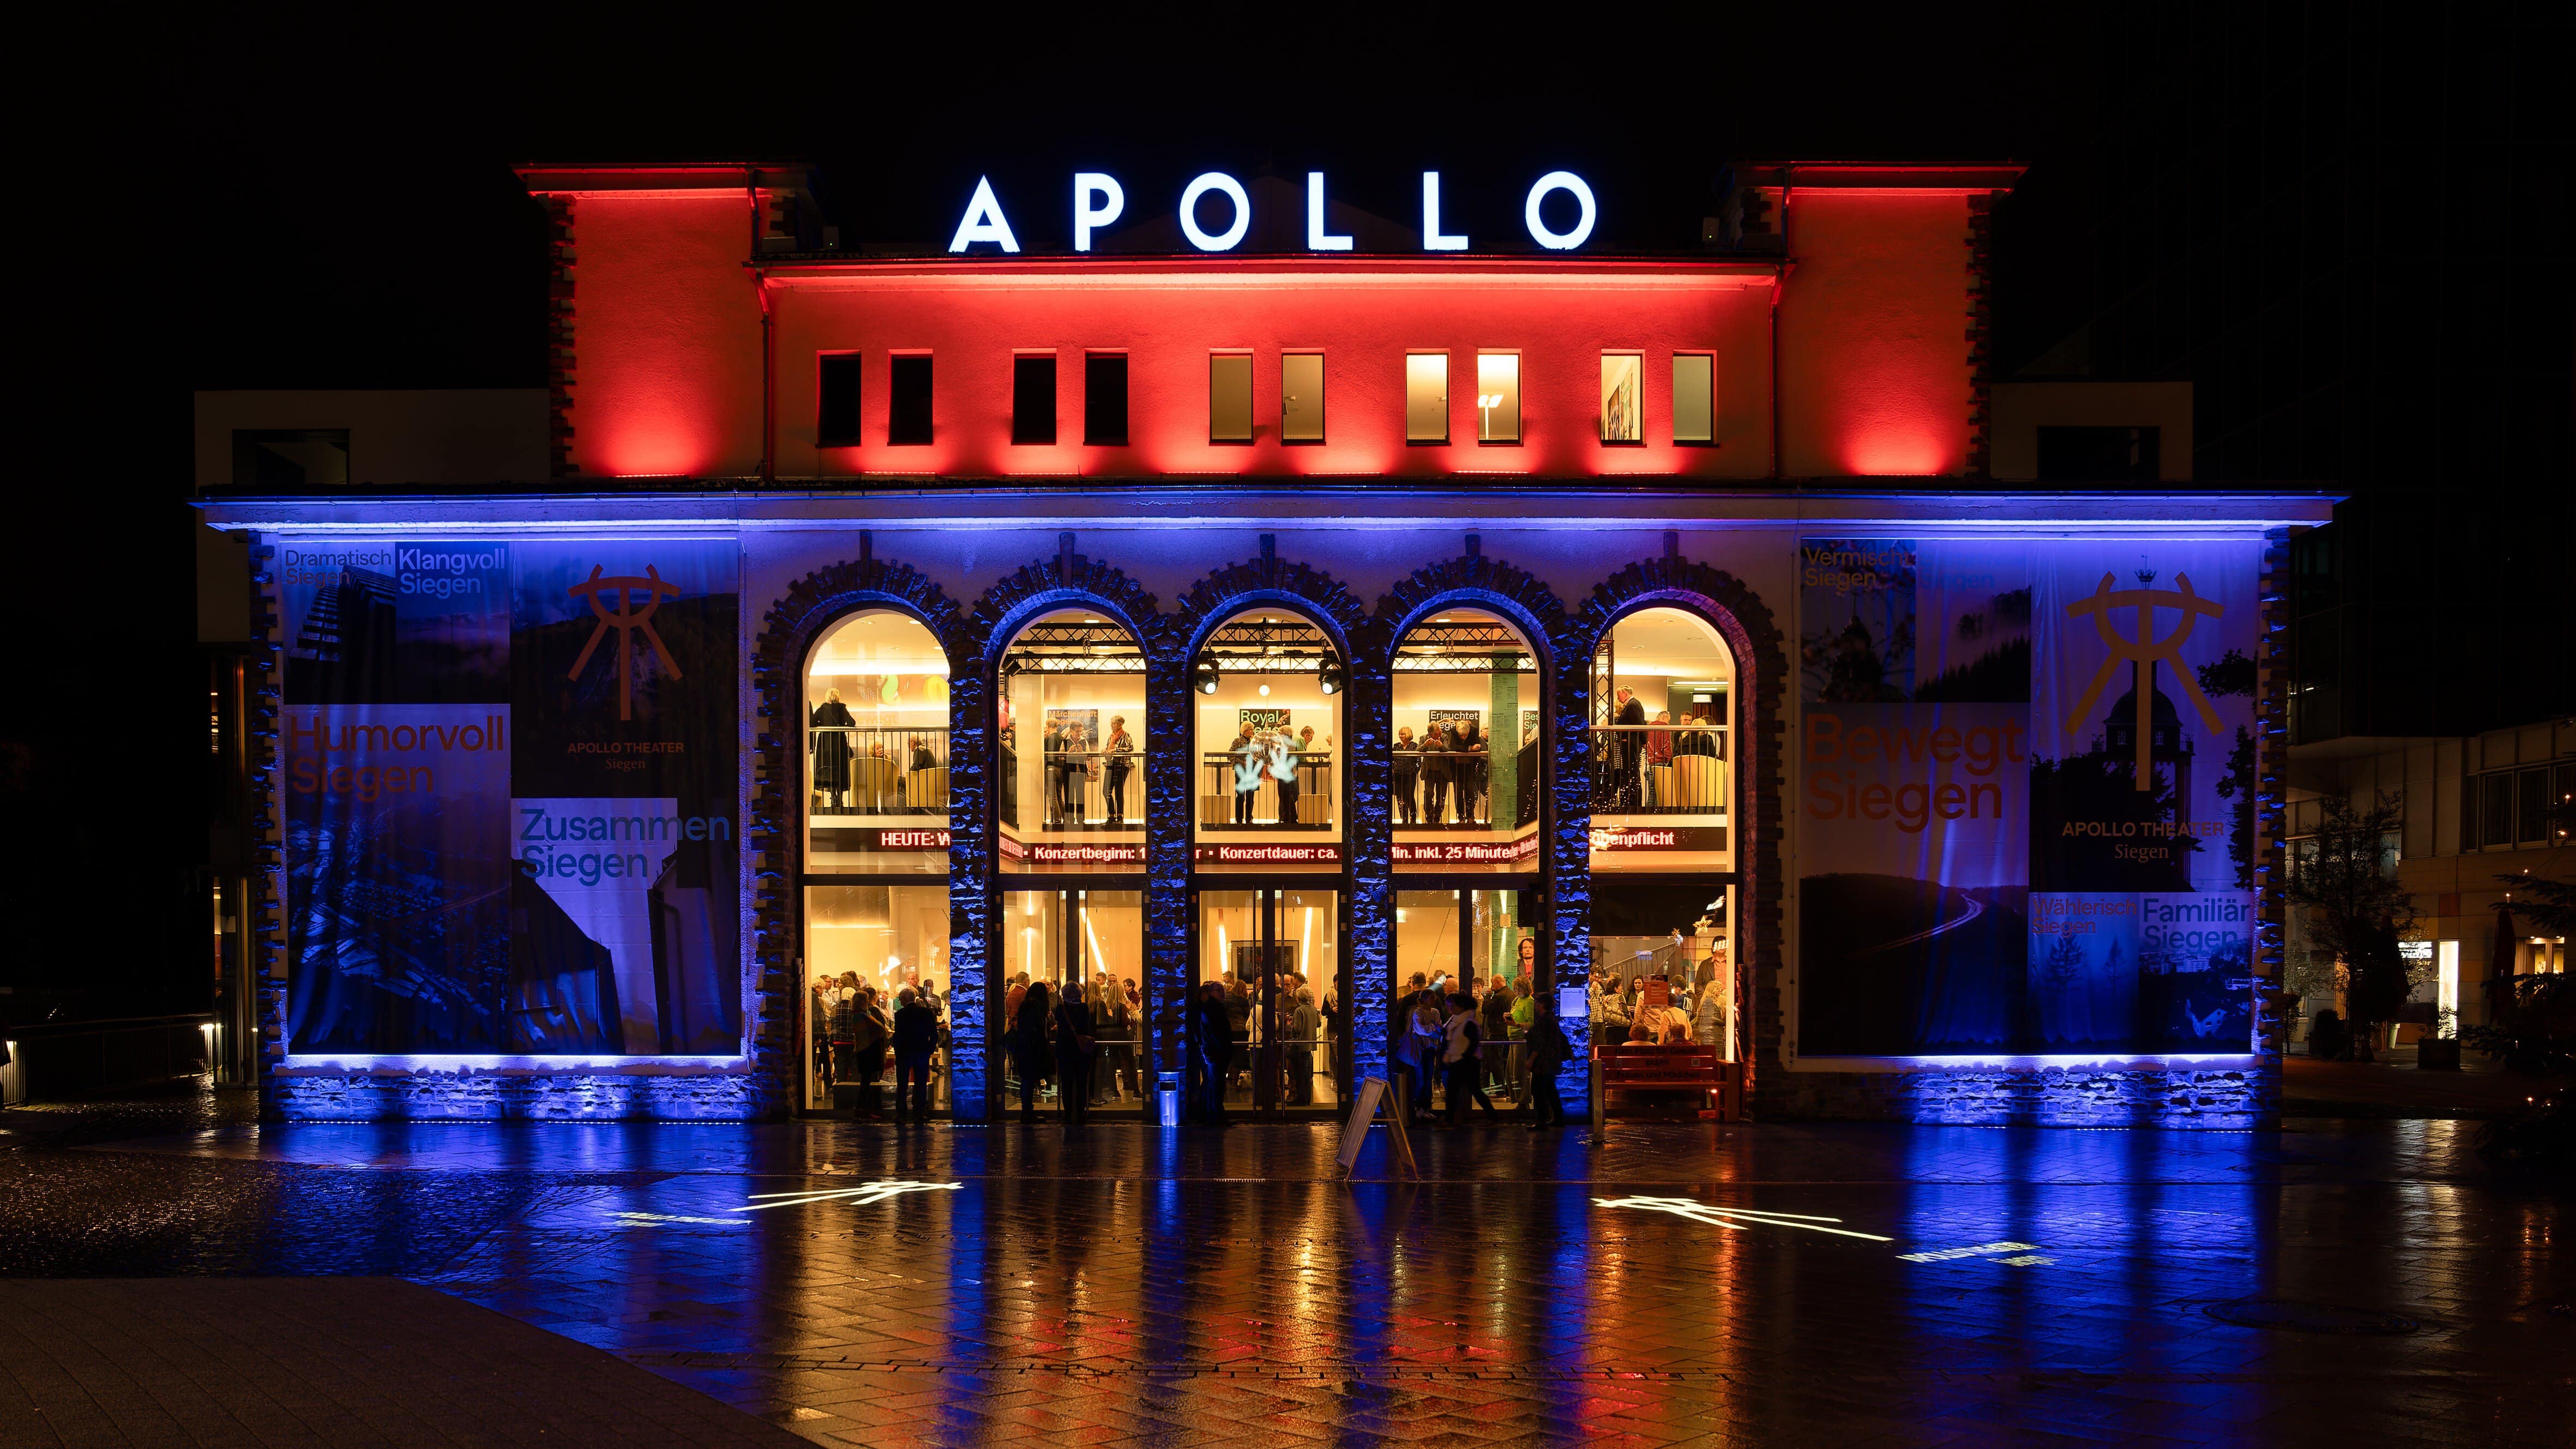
[816,354,862,446]
[2037,425,2160,482]
[1012,354,1057,446]
[1084,353,1128,445]
[2479,771,2514,849]
[888,356,934,445]
[2518,768,2550,844]
[2556,763,2576,845]
[233,429,350,487]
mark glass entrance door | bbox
[1196,889,1340,1114]
[1394,888,1539,1115]
[1002,889,1145,1116]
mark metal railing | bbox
[1200,752,1337,828]
[1003,747,1143,829]
[811,726,949,814]
[1584,723,1727,813]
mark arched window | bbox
[1189,608,1345,870]
[804,609,950,874]
[802,608,950,1116]
[1585,605,1737,1067]
[996,608,1145,874]
[1391,606,1541,873]
[994,608,1147,1117]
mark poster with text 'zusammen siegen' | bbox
[1797,538,2259,1057]
[276,538,740,1056]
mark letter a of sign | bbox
[947,176,1021,254]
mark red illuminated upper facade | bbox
[517,163,2020,484]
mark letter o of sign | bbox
[1524,171,1597,250]
[1179,172,1251,252]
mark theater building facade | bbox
[197,162,2328,1127]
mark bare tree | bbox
[2284,791,2420,1060]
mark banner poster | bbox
[1797,538,2258,1057]
[278,538,741,1056]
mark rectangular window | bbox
[816,353,862,447]
[1011,353,1057,446]
[1474,353,1520,443]
[2519,768,2551,845]
[888,354,934,445]
[1600,352,1644,443]
[1672,353,1714,443]
[1405,352,1448,443]
[1281,352,1325,443]
[1209,352,1254,443]
[1084,352,1128,445]
[2479,771,2514,849]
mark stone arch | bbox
[958,544,1167,1121]
[1567,552,1790,1119]
[749,545,970,1120]
[1162,539,1375,1095]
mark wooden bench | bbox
[1596,1043,1743,1120]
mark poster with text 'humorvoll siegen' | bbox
[1797,538,2259,1057]
[276,538,741,1056]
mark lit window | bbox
[1281,353,1324,443]
[1209,353,1254,443]
[1405,352,1448,443]
[1599,352,1642,443]
[1672,354,1713,444]
[1011,353,1056,446]
[1474,353,1520,443]
[817,353,862,447]
[888,355,933,446]
[1084,353,1128,446]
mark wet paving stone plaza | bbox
[3,1091,2569,1447]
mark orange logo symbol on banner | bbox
[2062,569,2225,791]
[567,564,683,720]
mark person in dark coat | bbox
[1609,687,1648,807]
[1392,726,1421,825]
[891,985,938,1120]
[1452,720,1487,825]
[851,985,890,1120]
[1052,986,1097,1126]
[811,690,857,808]
[1190,981,1233,1126]
[1525,995,1570,1128]
[1418,727,1452,825]
[1011,983,1053,1121]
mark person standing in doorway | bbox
[891,985,937,1121]
[1053,984,1097,1126]
[1011,982,1052,1122]
[1287,987,1321,1105]
[1526,994,1569,1129]
[1191,980,1233,1127]
[852,985,891,1121]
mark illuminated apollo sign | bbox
[948,170,1599,255]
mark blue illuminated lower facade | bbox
[199,485,2323,1128]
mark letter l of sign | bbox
[1422,172,1467,251]
[947,176,1021,254]
[1307,172,1352,251]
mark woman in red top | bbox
[1645,712,1675,808]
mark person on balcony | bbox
[1229,722,1262,825]
[1645,712,1675,808]
[1102,716,1133,825]
[1271,727,1303,826]
[1611,687,1648,808]
[1392,725,1421,825]
[810,689,856,810]
[1452,720,1487,825]
[1419,725,1453,825]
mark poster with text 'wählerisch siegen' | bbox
[276,538,740,1057]
[1797,538,2258,1057]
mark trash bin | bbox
[1158,1071,1181,1126]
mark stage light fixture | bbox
[1193,651,1222,695]
[1318,659,1346,695]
